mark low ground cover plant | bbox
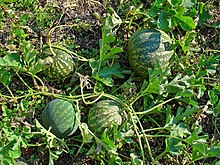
[0,0,219,164]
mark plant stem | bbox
[135,96,181,115]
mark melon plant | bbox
[127,29,174,76]
[42,47,75,80]
[88,100,122,133]
[41,99,78,138]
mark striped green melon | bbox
[127,29,174,76]
[42,99,78,138]
[88,100,122,133]
[43,47,75,80]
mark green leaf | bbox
[148,6,160,17]
[89,58,98,75]
[99,63,126,79]
[165,74,194,94]
[8,149,21,159]
[145,77,162,94]
[92,9,123,86]
[175,15,196,31]
[0,68,13,86]
[158,12,171,31]
[176,89,194,97]
[20,42,38,65]
[207,146,220,158]
[102,45,110,57]
[1,53,21,68]
[105,35,115,44]
[192,141,207,155]
[167,0,181,6]
[94,74,113,87]
[166,123,190,155]
[106,47,123,59]
[184,31,197,45]
[96,63,125,86]
[174,106,199,122]
[29,59,49,75]
[101,131,116,151]
[198,2,213,26]
[14,28,26,38]
[208,90,219,105]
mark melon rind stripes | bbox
[43,48,75,80]
[88,100,122,133]
[127,29,174,76]
[42,99,78,138]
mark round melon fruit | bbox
[42,47,75,80]
[88,100,122,133]
[42,99,78,138]
[127,29,174,76]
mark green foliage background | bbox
[0,0,219,164]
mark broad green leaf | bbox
[1,53,21,68]
[94,74,113,87]
[198,2,212,26]
[166,123,191,155]
[158,12,171,31]
[167,74,194,93]
[94,9,123,86]
[174,106,199,122]
[29,59,49,75]
[105,35,115,44]
[0,58,4,66]
[208,90,219,104]
[186,8,198,18]
[94,63,130,86]
[20,42,38,64]
[106,47,123,59]
[175,15,196,31]
[166,138,184,155]
[192,142,207,155]
[207,146,220,158]
[99,63,126,79]
[147,6,160,17]
[176,89,194,97]
[185,126,203,144]
[14,28,26,38]
[0,68,12,86]
[145,77,162,94]
[19,13,29,25]
[89,58,98,75]
[101,131,116,151]
[8,149,21,159]
[167,0,181,6]
[171,123,191,138]
[175,16,191,29]
[102,45,110,56]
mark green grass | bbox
[0,0,219,164]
